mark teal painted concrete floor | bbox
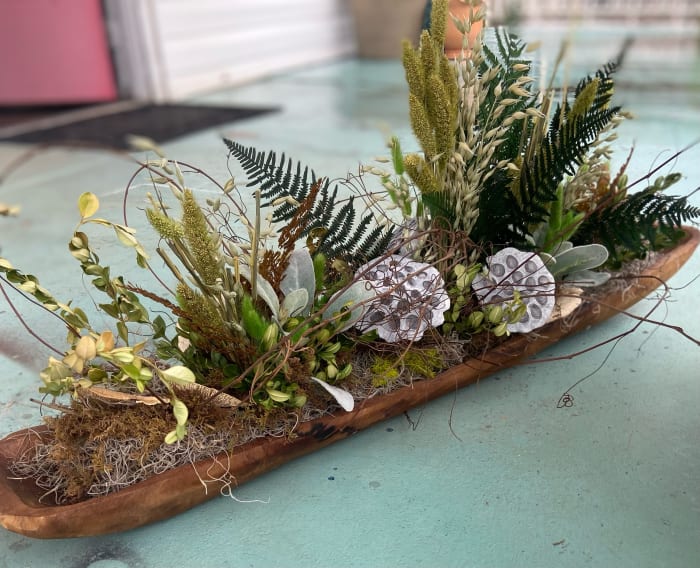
[1,23,699,568]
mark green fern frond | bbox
[469,51,623,248]
[478,29,535,155]
[355,224,395,261]
[224,139,391,263]
[574,185,700,264]
[421,190,458,227]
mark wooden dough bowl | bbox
[1,228,698,539]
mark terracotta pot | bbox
[444,0,485,59]
[349,0,427,59]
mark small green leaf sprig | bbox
[0,192,196,443]
[362,137,420,221]
[442,262,526,337]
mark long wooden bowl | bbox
[1,227,698,539]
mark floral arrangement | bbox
[0,0,698,507]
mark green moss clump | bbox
[403,348,444,379]
[370,356,400,387]
[369,348,445,387]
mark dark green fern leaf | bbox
[323,201,355,247]
[470,55,622,250]
[225,139,317,210]
[574,186,700,264]
[319,205,372,260]
[479,28,536,162]
[311,184,339,229]
[356,224,395,262]
[224,139,391,263]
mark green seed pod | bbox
[510,303,528,323]
[492,321,509,337]
[312,252,327,288]
[467,311,484,329]
[267,389,291,403]
[337,363,353,381]
[487,305,504,324]
[323,341,341,354]
[315,328,331,345]
[241,294,267,342]
[319,349,337,363]
[284,317,301,332]
[325,364,338,380]
[261,323,279,351]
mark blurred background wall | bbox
[103,0,356,101]
[490,0,700,24]
[1,0,698,105]
[0,0,118,104]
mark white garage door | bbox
[105,0,355,101]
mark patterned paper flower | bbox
[472,247,555,333]
[355,255,450,342]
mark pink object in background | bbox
[0,0,118,105]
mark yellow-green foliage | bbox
[145,208,185,240]
[402,42,424,101]
[429,0,447,48]
[176,283,223,329]
[404,154,440,193]
[426,74,454,164]
[401,0,459,194]
[408,92,438,158]
[570,78,599,120]
[181,190,222,285]
[403,348,443,379]
[370,356,400,387]
[370,348,444,387]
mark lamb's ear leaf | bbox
[323,281,375,332]
[551,244,609,278]
[310,377,354,412]
[539,252,554,268]
[280,288,309,320]
[550,240,573,256]
[281,249,316,314]
[238,263,280,317]
[563,269,611,287]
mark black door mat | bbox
[0,104,277,150]
[0,104,96,129]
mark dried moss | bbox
[369,346,446,388]
[403,348,444,379]
[369,356,400,387]
[38,388,237,502]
